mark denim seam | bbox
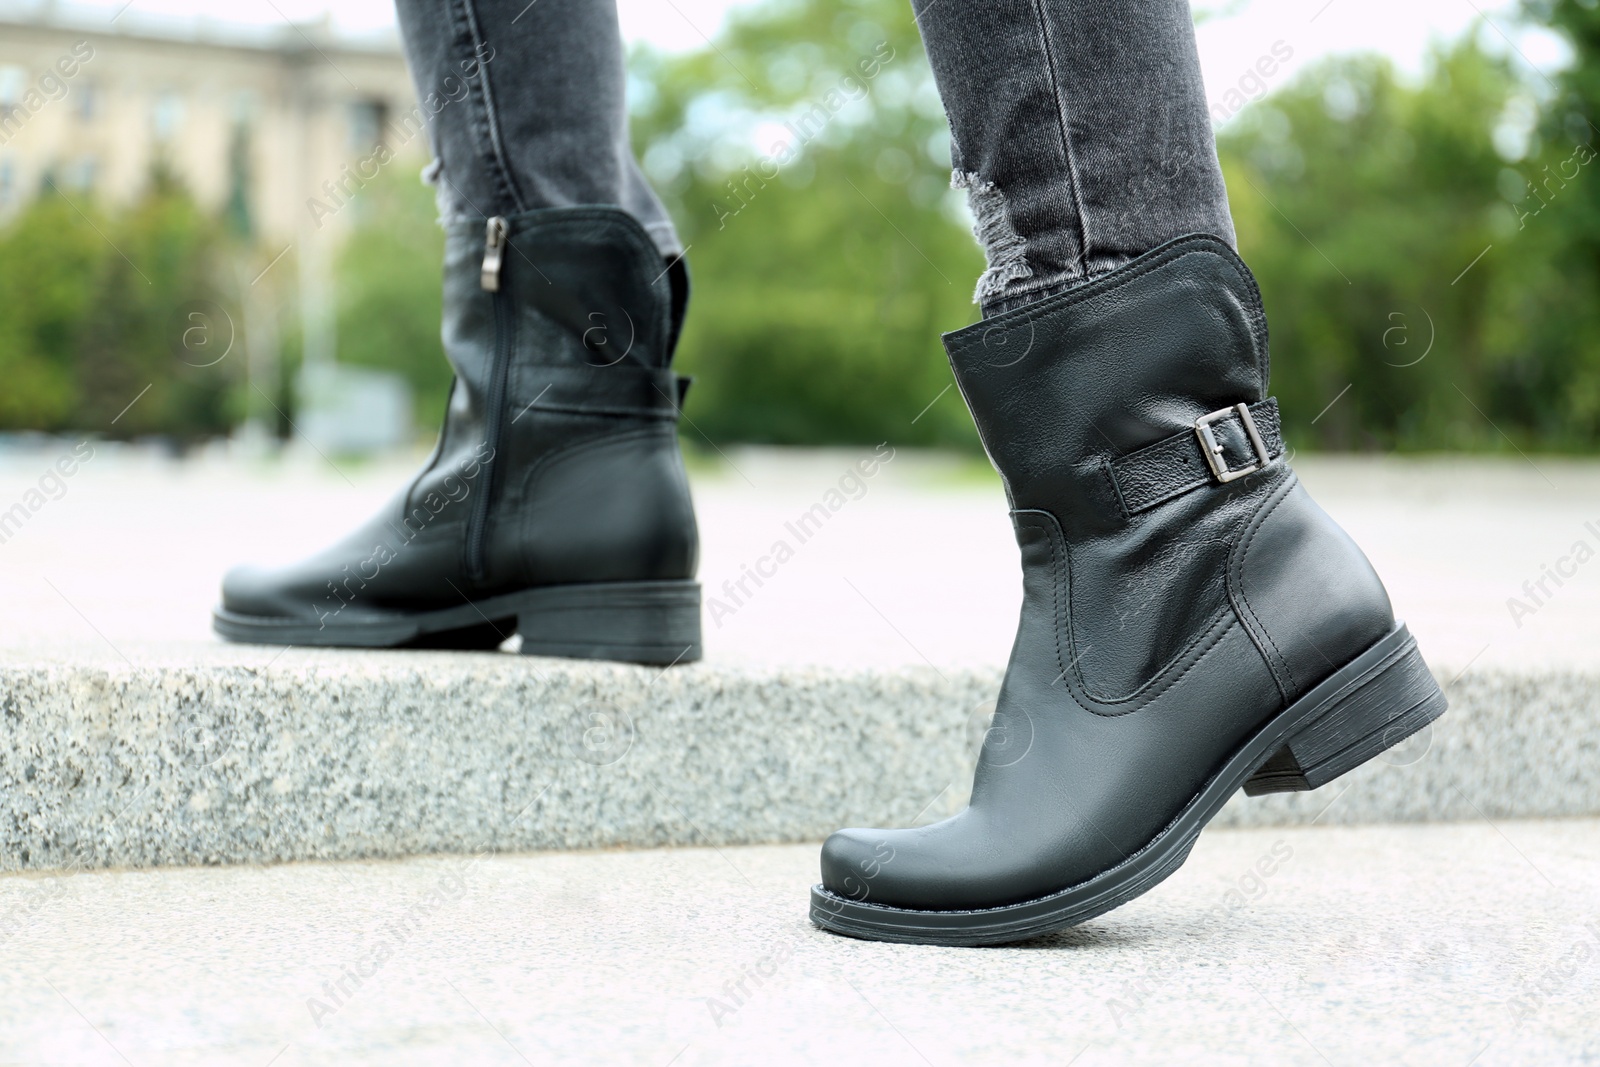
[1027,0,1090,280]
[450,0,528,215]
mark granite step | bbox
[2,644,1593,871]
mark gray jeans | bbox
[392,0,1234,314]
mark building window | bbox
[0,66,24,108]
[348,99,387,152]
[153,90,184,142]
[75,81,98,122]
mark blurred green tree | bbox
[628,0,985,448]
[2,0,1598,453]
[333,168,451,427]
[0,192,101,430]
[1493,0,1600,445]
[1218,40,1528,451]
[74,167,238,438]
[0,171,236,440]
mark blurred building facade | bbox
[0,2,425,241]
[0,3,433,451]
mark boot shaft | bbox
[944,235,1271,539]
[442,207,684,375]
[435,207,688,476]
[943,235,1388,706]
[424,207,697,587]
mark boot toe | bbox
[820,809,1116,912]
[820,827,896,904]
[820,823,990,911]
[220,563,305,620]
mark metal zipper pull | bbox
[480,215,507,291]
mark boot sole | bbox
[212,579,702,666]
[808,621,1445,946]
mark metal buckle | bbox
[1194,403,1270,483]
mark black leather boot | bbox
[214,207,702,665]
[811,235,1446,944]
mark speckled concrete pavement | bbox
[2,640,1597,871]
[2,820,1596,1066]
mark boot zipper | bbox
[467,216,513,581]
[480,215,506,291]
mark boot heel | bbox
[515,580,702,666]
[1244,632,1446,796]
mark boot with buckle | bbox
[811,235,1447,944]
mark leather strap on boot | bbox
[1109,399,1284,516]
[516,365,691,420]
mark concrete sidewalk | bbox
[2,444,1598,670]
[2,820,1596,1065]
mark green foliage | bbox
[0,171,237,439]
[1219,42,1525,450]
[4,0,1600,453]
[1493,0,1600,442]
[333,168,451,426]
[628,0,984,447]
[625,0,1600,452]
[1218,26,1600,451]
[0,194,99,428]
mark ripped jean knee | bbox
[953,170,1034,306]
[422,157,476,224]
